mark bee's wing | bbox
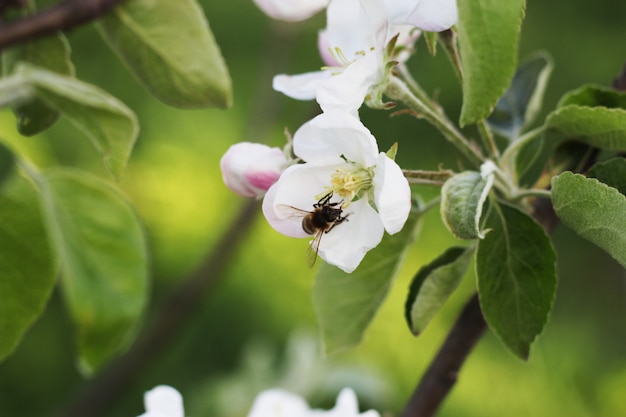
[276,204,309,219]
[306,230,324,269]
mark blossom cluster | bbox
[221,0,458,272]
[137,385,378,417]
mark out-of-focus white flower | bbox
[262,112,411,273]
[253,0,330,22]
[221,142,289,199]
[247,388,380,417]
[137,385,184,417]
[273,0,457,113]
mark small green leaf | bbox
[0,174,57,362]
[487,51,554,140]
[588,158,626,195]
[0,141,16,190]
[405,245,474,335]
[457,0,526,126]
[2,33,75,135]
[9,64,138,180]
[37,169,148,374]
[552,172,626,268]
[440,169,494,239]
[97,0,232,109]
[424,31,437,56]
[544,105,626,152]
[476,202,557,360]
[558,84,626,109]
[313,213,422,354]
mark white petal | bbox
[273,71,332,101]
[373,153,411,234]
[406,0,458,31]
[140,385,184,417]
[317,198,384,273]
[253,0,329,22]
[316,53,382,115]
[325,0,381,59]
[293,112,379,166]
[247,389,311,417]
[262,159,347,238]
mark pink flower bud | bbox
[220,142,287,198]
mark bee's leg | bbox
[325,213,350,233]
[315,191,333,207]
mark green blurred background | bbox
[1,0,626,416]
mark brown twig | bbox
[0,0,125,51]
[400,293,486,417]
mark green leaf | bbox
[313,213,422,354]
[0,141,16,190]
[457,0,526,126]
[424,31,437,56]
[3,64,139,180]
[97,0,232,109]
[2,33,75,135]
[588,158,626,195]
[487,51,554,140]
[476,202,557,360]
[544,105,626,152]
[0,174,57,362]
[37,169,148,374]
[405,245,474,335]
[440,169,494,239]
[551,172,626,268]
[558,84,626,109]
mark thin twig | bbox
[0,0,125,51]
[400,293,486,417]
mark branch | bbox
[400,294,486,417]
[54,200,260,417]
[0,0,125,51]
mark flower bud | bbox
[220,142,287,198]
[252,0,329,22]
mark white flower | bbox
[221,142,289,199]
[253,0,330,22]
[247,388,380,417]
[273,0,457,113]
[137,385,184,417]
[262,112,411,273]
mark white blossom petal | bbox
[405,0,458,31]
[253,0,329,22]
[247,388,311,417]
[138,385,184,417]
[273,71,333,101]
[373,153,411,234]
[317,198,384,273]
[293,112,379,166]
[325,0,382,59]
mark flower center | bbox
[316,164,373,207]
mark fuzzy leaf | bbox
[440,170,494,239]
[457,0,526,126]
[558,84,626,109]
[487,51,553,140]
[588,158,626,195]
[476,202,557,360]
[2,32,74,135]
[4,64,139,181]
[97,0,232,108]
[551,172,626,268]
[38,170,148,374]
[405,245,474,335]
[313,213,421,354]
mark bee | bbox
[278,192,349,267]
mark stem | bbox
[403,168,454,186]
[0,0,126,51]
[395,64,441,114]
[386,76,484,168]
[511,188,552,201]
[476,119,499,159]
[400,294,486,417]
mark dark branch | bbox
[0,0,125,51]
[400,294,486,417]
[54,200,260,417]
